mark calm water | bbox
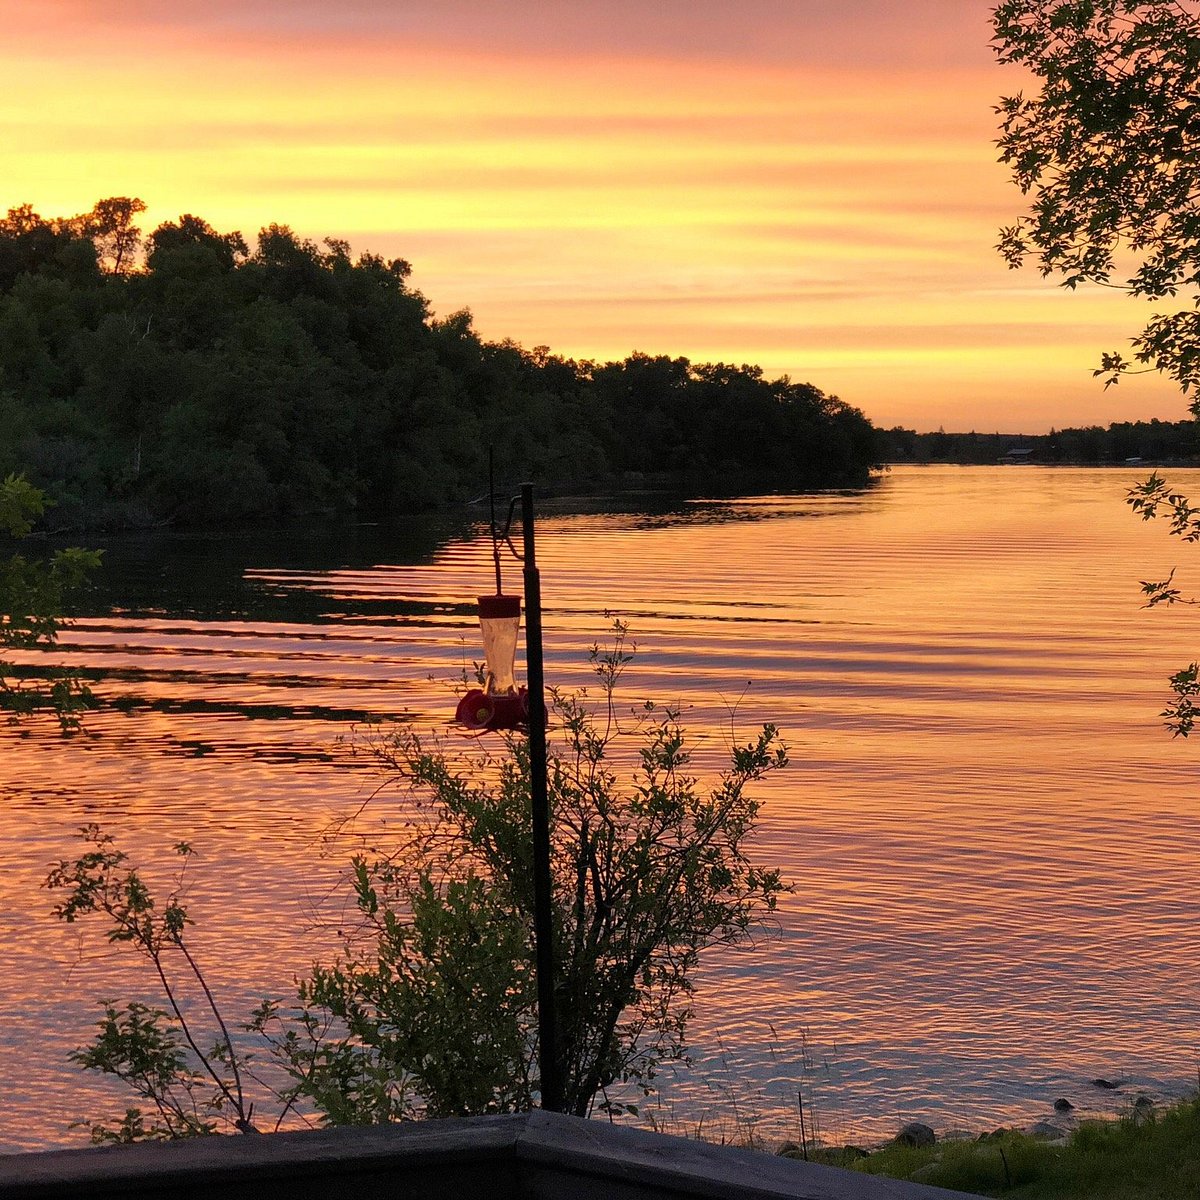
[2,465,1198,1153]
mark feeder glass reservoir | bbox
[477,594,521,694]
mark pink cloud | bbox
[29,0,1000,69]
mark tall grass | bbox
[853,1098,1200,1199]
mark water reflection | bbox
[3,467,1199,1153]
[80,512,477,620]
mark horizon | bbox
[4,0,1189,434]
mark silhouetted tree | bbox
[78,197,147,275]
[994,0,1200,394]
[0,199,879,528]
[994,1,1200,733]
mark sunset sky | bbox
[3,0,1187,432]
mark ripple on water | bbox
[2,466,1199,1152]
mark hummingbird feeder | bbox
[455,464,532,733]
[455,592,531,732]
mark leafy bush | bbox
[46,629,789,1137]
[0,472,99,728]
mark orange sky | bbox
[2,0,1187,432]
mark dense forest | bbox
[0,198,879,530]
[878,421,1200,465]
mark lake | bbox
[2,464,1198,1153]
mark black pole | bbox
[488,448,502,595]
[521,483,562,1112]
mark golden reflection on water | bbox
[1,466,1198,1151]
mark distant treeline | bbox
[0,198,879,530]
[878,421,1200,466]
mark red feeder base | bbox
[455,687,531,732]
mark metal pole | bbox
[521,483,563,1112]
[488,448,502,594]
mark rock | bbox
[1027,1121,1067,1140]
[1133,1095,1154,1109]
[842,1145,870,1161]
[895,1122,936,1148]
[976,1128,1010,1143]
[1053,1098,1074,1112]
[776,1142,801,1157]
[1090,1078,1123,1089]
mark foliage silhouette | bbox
[993,0,1200,395]
[993,0,1200,731]
[0,473,99,728]
[0,198,878,531]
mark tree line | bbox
[877,420,1200,466]
[0,199,879,530]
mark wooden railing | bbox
[0,1110,981,1199]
